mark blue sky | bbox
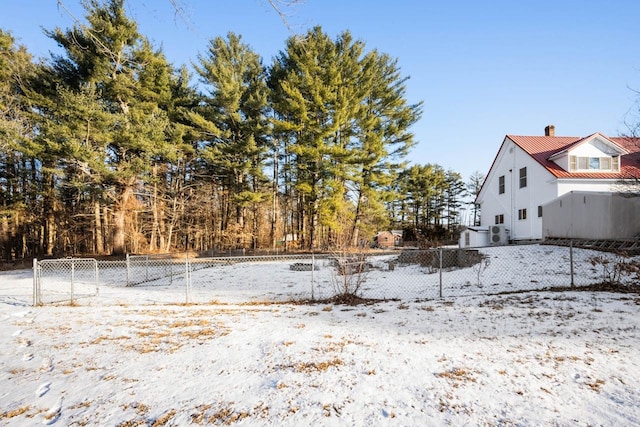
[1,0,639,181]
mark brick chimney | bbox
[544,125,555,137]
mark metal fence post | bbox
[95,259,100,297]
[570,240,575,288]
[126,254,130,287]
[185,254,190,304]
[311,253,315,301]
[32,258,39,306]
[439,247,443,298]
[70,259,75,305]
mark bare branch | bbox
[267,0,305,32]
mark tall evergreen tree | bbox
[42,0,179,255]
[350,50,422,245]
[0,30,37,259]
[443,170,466,238]
[467,170,485,226]
[397,164,446,235]
[270,27,344,249]
[194,32,270,249]
[270,27,422,249]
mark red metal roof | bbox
[506,133,640,179]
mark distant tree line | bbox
[0,0,469,259]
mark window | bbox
[518,208,527,220]
[464,232,470,246]
[538,205,543,217]
[498,175,505,194]
[569,155,620,172]
[495,214,504,224]
[570,156,577,171]
[519,167,527,188]
[578,157,588,170]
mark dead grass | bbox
[116,420,147,427]
[190,402,259,425]
[586,379,606,392]
[121,402,150,416]
[436,367,478,387]
[68,401,92,410]
[0,406,31,419]
[315,294,385,306]
[152,409,176,426]
[295,358,344,373]
[75,315,232,354]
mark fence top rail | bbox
[38,258,98,265]
[120,252,404,266]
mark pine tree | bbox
[350,50,422,245]
[443,170,466,238]
[270,27,422,249]
[194,32,270,250]
[397,164,446,236]
[42,0,179,255]
[270,27,344,249]
[467,170,485,226]
[0,30,37,259]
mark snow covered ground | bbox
[1,245,639,425]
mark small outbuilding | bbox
[459,225,510,248]
[374,230,403,248]
[459,226,486,248]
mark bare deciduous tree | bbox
[56,0,305,32]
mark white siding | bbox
[477,137,557,241]
[572,142,608,157]
[556,180,617,196]
[552,153,569,171]
[572,136,620,157]
[543,192,640,240]
[458,229,488,248]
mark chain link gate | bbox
[33,258,99,305]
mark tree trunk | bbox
[102,205,111,254]
[113,208,126,256]
[1,216,10,261]
[150,180,159,252]
[94,200,104,254]
[351,188,364,247]
[112,186,133,256]
[270,146,278,250]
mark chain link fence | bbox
[32,243,640,306]
[33,258,101,305]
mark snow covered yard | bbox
[1,290,639,426]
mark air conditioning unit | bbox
[489,225,507,245]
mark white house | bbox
[474,125,640,244]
